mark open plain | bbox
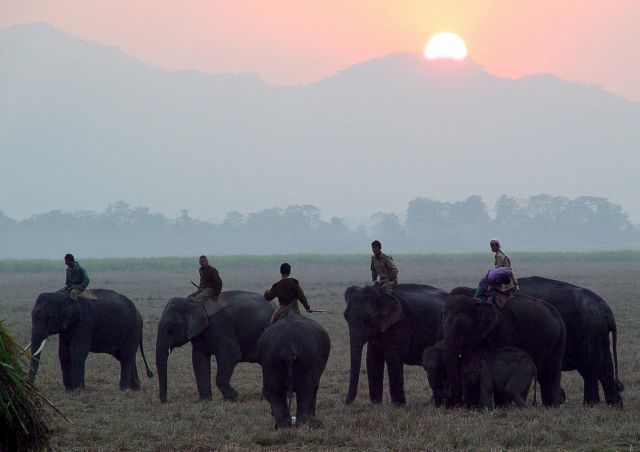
[2,253,639,451]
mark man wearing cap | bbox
[188,255,223,302]
[490,238,519,289]
[264,263,312,323]
[57,254,90,300]
[370,240,398,295]
[490,239,512,269]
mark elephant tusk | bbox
[33,339,47,356]
[168,348,172,356]
[23,341,31,351]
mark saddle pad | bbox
[78,289,98,301]
[203,296,231,316]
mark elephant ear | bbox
[344,286,362,304]
[61,300,80,330]
[474,302,499,338]
[379,295,404,333]
[186,306,209,340]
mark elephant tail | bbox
[532,371,537,407]
[140,335,154,378]
[286,352,295,414]
[610,316,624,392]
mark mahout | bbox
[516,276,624,406]
[155,290,274,403]
[344,284,447,406]
[29,290,153,391]
[460,346,537,411]
[454,276,624,406]
[442,293,565,407]
[258,310,330,429]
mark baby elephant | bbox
[422,340,450,407]
[258,310,331,430]
[461,347,537,411]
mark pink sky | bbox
[2,0,639,101]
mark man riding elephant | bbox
[370,240,398,295]
[490,238,519,291]
[188,255,222,302]
[56,253,90,301]
[490,238,512,269]
[474,267,518,307]
[264,263,312,323]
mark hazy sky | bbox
[2,0,639,101]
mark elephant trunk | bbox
[156,333,171,403]
[443,339,463,406]
[29,330,48,382]
[345,331,365,404]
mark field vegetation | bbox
[1,254,638,450]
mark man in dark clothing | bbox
[188,255,223,302]
[57,253,90,300]
[264,263,312,323]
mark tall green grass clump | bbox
[0,320,66,451]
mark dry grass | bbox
[1,256,639,450]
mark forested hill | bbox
[1,195,637,258]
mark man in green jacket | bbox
[370,240,398,295]
[57,253,90,300]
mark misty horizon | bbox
[1,194,637,258]
[2,23,639,251]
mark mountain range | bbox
[1,23,639,222]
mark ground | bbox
[2,254,639,450]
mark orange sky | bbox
[2,0,639,101]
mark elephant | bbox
[257,310,331,430]
[421,340,449,407]
[517,276,623,406]
[156,291,274,403]
[442,292,565,407]
[344,284,448,406]
[460,347,537,411]
[29,290,153,391]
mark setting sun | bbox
[424,32,468,60]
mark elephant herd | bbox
[28,276,624,429]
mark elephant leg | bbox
[579,369,601,406]
[386,354,406,406]
[295,377,314,426]
[58,339,73,390]
[578,338,602,405]
[130,362,141,390]
[366,343,384,403]
[215,346,240,401]
[493,391,510,407]
[69,336,91,390]
[504,378,527,407]
[538,365,563,407]
[478,369,494,411]
[262,369,291,429]
[192,348,212,401]
[598,347,622,406]
[270,395,292,430]
[119,356,134,391]
[512,391,526,408]
[309,384,319,417]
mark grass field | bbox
[1,254,638,450]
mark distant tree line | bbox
[1,195,638,258]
